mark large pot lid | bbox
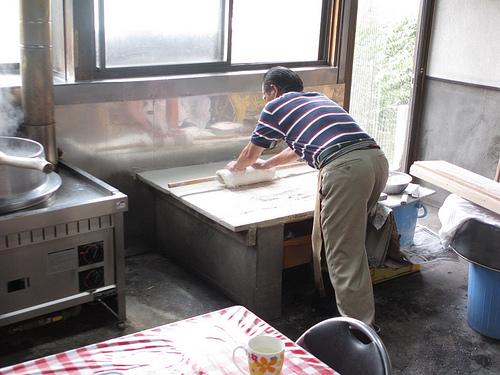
[0,136,61,214]
[0,171,62,214]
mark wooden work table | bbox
[138,162,436,319]
[138,162,317,320]
[140,161,318,231]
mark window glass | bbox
[0,1,20,65]
[100,0,227,68]
[349,0,420,169]
[1,0,333,81]
[231,0,323,64]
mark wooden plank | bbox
[495,158,500,182]
[370,264,421,284]
[167,161,309,188]
[168,176,217,188]
[410,160,500,215]
[282,236,312,269]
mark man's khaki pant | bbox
[312,148,389,327]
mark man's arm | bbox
[225,141,265,172]
[252,147,300,169]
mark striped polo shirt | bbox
[251,91,375,169]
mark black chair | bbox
[296,317,393,375]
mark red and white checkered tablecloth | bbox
[0,305,338,375]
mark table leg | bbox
[155,196,284,320]
[253,225,284,319]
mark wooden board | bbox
[138,162,318,232]
[410,160,500,215]
[370,264,421,284]
[166,163,309,188]
[283,235,313,269]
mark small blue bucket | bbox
[467,262,500,339]
[392,200,427,248]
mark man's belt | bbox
[317,139,379,168]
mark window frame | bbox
[59,0,343,82]
[93,0,231,78]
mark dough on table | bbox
[216,167,276,188]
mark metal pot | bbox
[0,136,61,213]
[383,171,412,195]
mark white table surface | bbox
[138,162,318,232]
[138,163,435,232]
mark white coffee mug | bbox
[233,335,285,375]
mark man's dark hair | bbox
[262,66,304,95]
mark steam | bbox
[0,89,23,136]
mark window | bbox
[95,0,228,69]
[92,0,332,79]
[349,0,420,169]
[0,1,20,68]
[1,0,338,81]
[231,0,324,64]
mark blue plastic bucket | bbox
[392,200,427,248]
[467,262,500,339]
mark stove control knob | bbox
[78,241,104,266]
[79,267,104,291]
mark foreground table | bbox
[0,305,338,374]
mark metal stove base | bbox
[0,161,127,329]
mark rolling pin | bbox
[168,162,307,188]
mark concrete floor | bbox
[1,204,499,374]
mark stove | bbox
[0,160,127,329]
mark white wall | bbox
[427,0,500,87]
[417,0,500,205]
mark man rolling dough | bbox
[225,66,389,329]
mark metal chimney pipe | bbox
[19,0,57,165]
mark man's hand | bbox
[225,142,265,172]
[225,160,246,173]
[251,158,270,169]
